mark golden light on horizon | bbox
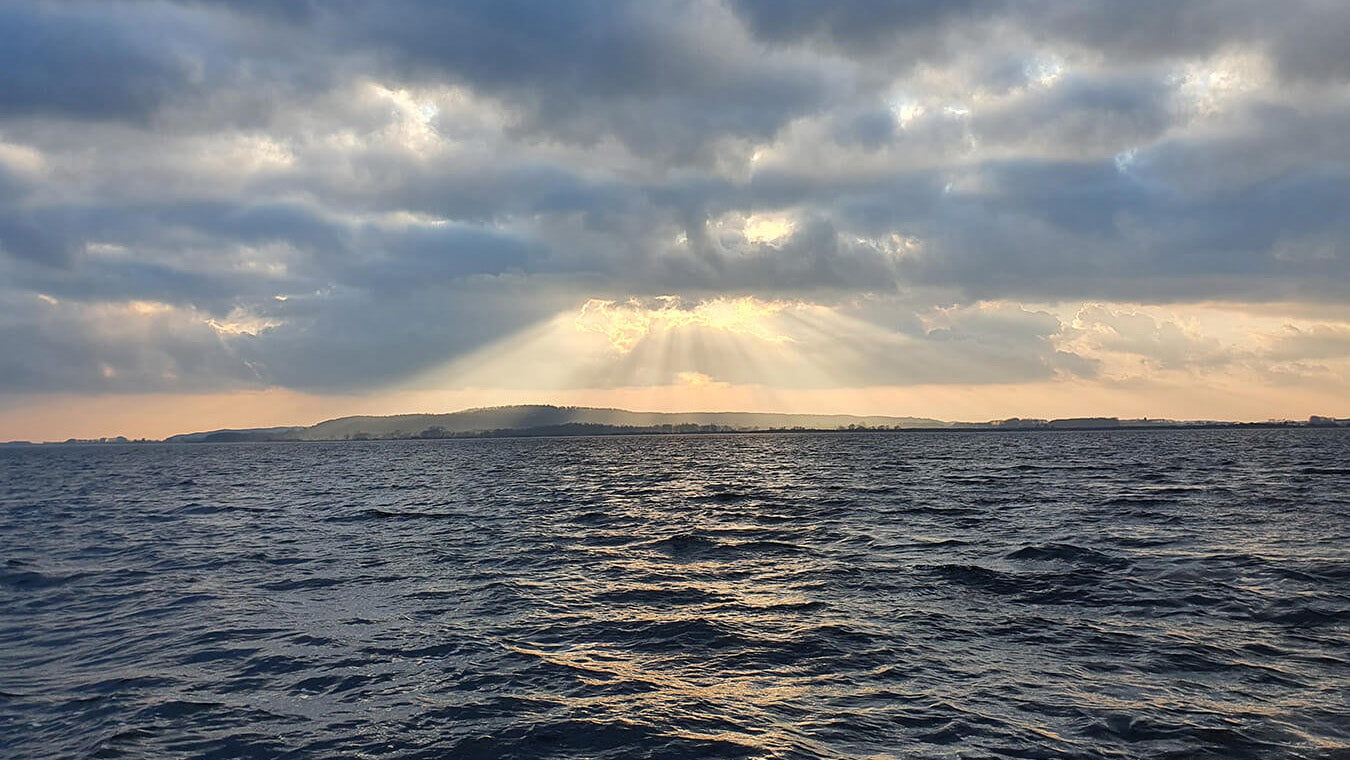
[3,295,1349,442]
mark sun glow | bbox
[16,294,1344,441]
[575,296,792,353]
[742,214,796,244]
[378,295,1350,423]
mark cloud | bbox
[1260,324,1350,362]
[0,293,259,392]
[0,0,1347,407]
[726,0,1005,57]
[1062,304,1231,373]
[0,4,199,121]
[225,0,851,159]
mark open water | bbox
[1,429,1348,759]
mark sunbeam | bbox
[400,296,875,398]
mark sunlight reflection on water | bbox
[1,429,1347,758]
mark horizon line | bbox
[8,404,1349,445]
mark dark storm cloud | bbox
[0,2,283,124]
[370,0,840,144]
[1024,0,1350,83]
[728,0,1349,84]
[4,196,546,304]
[0,212,76,267]
[348,223,540,289]
[727,0,1003,53]
[0,4,194,121]
[10,255,240,309]
[184,0,846,156]
[892,152,1350,302]
[0,0,1348,393]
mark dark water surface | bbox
[2,429,1348,759]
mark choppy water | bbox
[2,429,1348,759]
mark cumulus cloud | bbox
[0,0,1347,402]
[0,292,261,392]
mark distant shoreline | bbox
[7,417,1348,447]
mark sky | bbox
[2,0,1349,440]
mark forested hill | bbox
[165,405,948,442]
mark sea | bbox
[1,429,1347,759]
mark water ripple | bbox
[2,429,1348,758]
